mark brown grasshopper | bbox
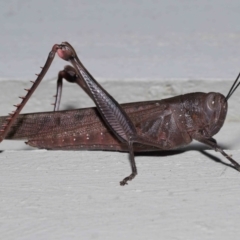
[0,42,240,185]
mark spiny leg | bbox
[0,42,141,186]
[0,42,167,186]
[0,44,61,142]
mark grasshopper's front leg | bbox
[193,135,240,171]
[56,42,165,185]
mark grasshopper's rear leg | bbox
[0,44,61,143]
[56,42,178,186]
[53,61,140,185]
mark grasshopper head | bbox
[204,71,240,136]
[203,92,228,136]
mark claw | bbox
[120,180,128,186]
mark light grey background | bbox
[1,1,240,240]
[1,0,240,80]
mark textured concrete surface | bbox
[1,1,240,240]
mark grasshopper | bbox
[0,42,240,185]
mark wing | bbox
[0,100,172,151]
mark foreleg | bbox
[194,135,240,171]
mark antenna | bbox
[226,72,240,101]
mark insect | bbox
[0,42,240,185]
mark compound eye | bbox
[206,94,217,110]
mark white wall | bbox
[1,0,240,80]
